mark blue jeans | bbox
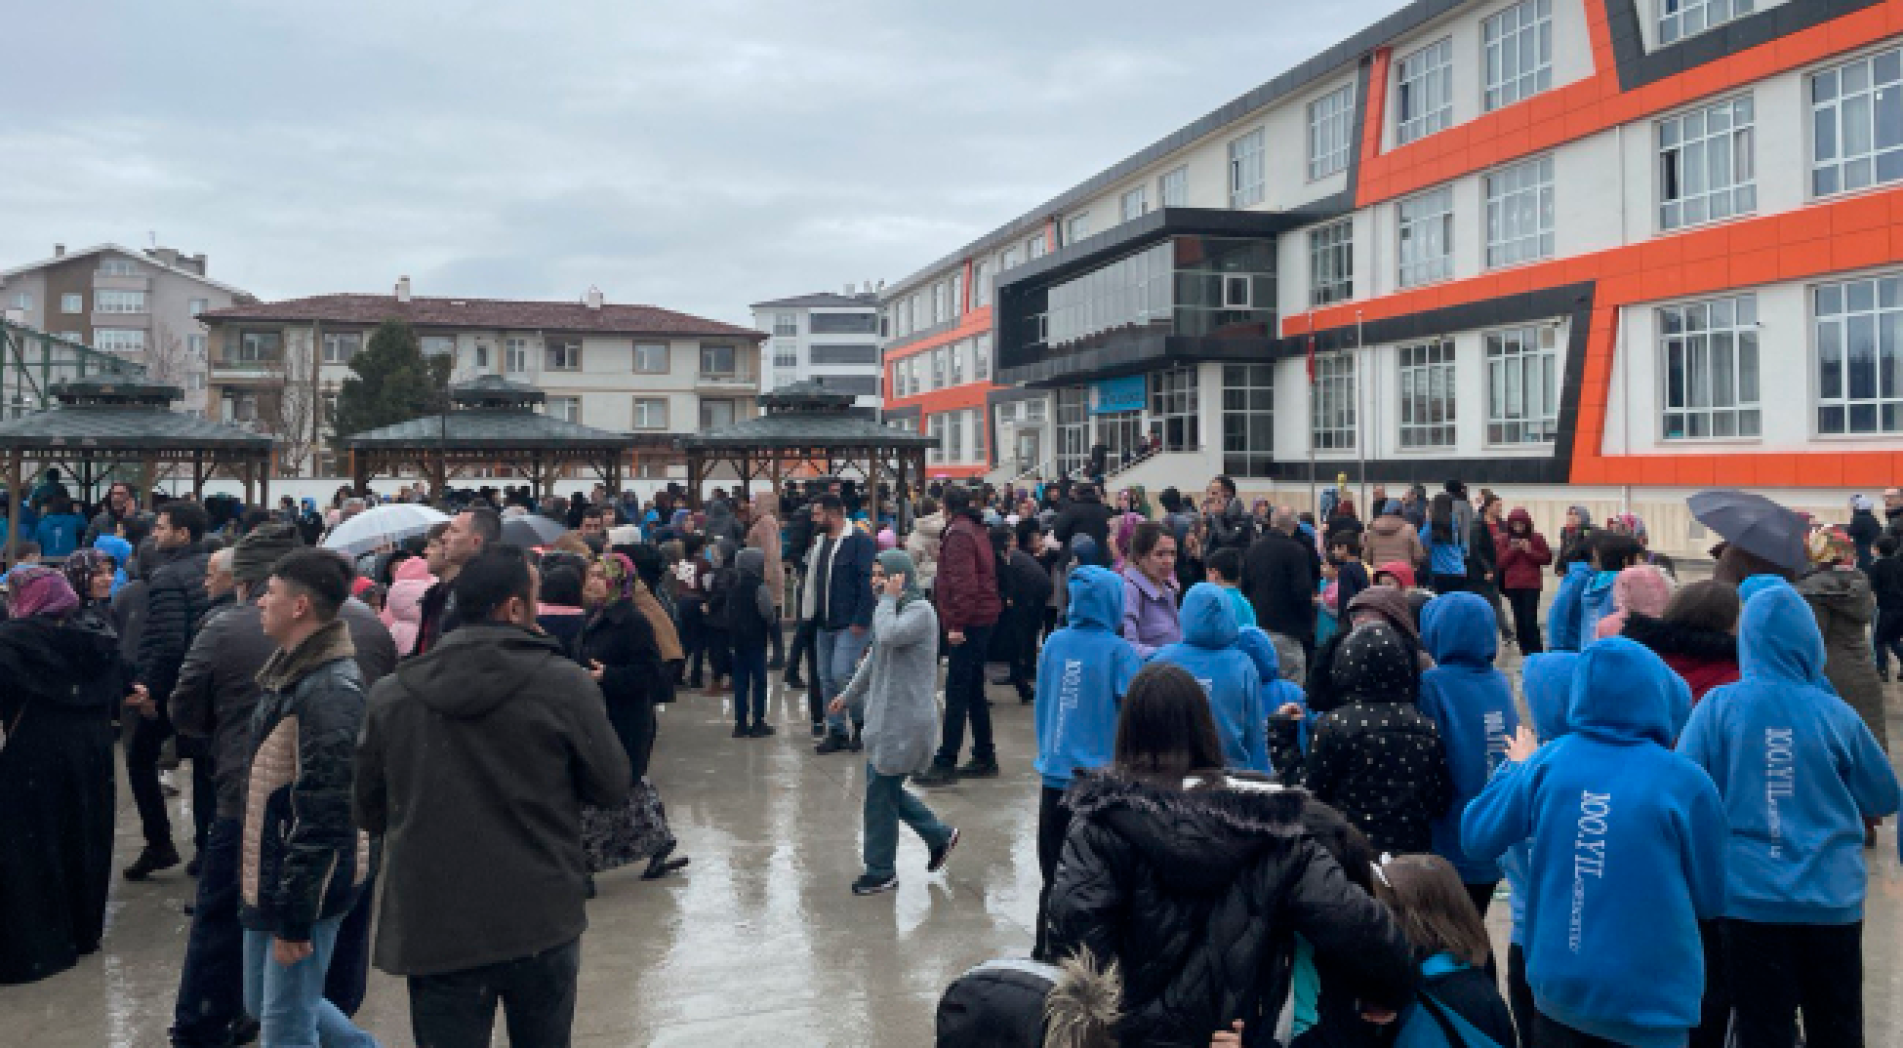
[862,762,952,880]
[817,627,869,737]
[730,644,769,727]
[241,918,378,1048]
[172,818,244,1047]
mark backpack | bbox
[1392,956,1507,1048]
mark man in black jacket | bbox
[123,499,212,880]
[82,480,137,548]
[1243,507,1318,682]
[1051,484,1112,566]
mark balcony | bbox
[212,353,285,381]
[695,368,756,391]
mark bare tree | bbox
[255,328,319,476]
[143,322,194,388]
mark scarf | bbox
[876,548,923,612]
[9,564,78,619]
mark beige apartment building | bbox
[198,279,766,479]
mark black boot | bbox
[642,840,690,880]
[123,842,181,881]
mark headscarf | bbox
[9,564,78,620]
[600,551,639,602]
[876,548,923,612]
[63,548,112,605]
[1807,522,1855,567]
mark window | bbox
[1660,295,1760,438]
[1397,186,1454,287]
[420,335,455,357]
[1485,156,1555,267]
[819,375,880,396]
[1395,38,1454,144]
[1056,386,1090,477]
[1228,128,1266,208]
[632,397,669,429]
[188,372,207,391]
[505,338,529,374]
[932,282,949,324]
[1149,366,1201,451]
[1312,352,1357,451]
[188,298,208,317]
[772,313,798,336]
[236,330,278,361]
[633,343,668,374]
[60,293,82,314]
[1309,220,1354,306]
[1810,48,1903,197]
[547,396,581,423]
[928,414,946,464]
[1159,166,1188,207]
[95,328,147,353]
[321,332,361,364]
[700,344,737,376]
[98,259,140,276]
[1398,339,1458,448]
[58,331,83,344]
[94,289,147,314]
[931,348,946,389]
[810,312,877,334]
[1001,247,1021,271]
[1028,235,1047,260]
[892,304,910,339]
[1223,275,1253,308]
[1483,0,1553,112]
[774,341,799,369]
[950,341,966,385]
[973,260,991,307]
[1121,187,1149,223]
[699,399,736,429]
[974,334,991,380]
[1486,324,1561,443]
[1067,213,1091,245]
[809,344,877,365]
[1308,83,1355,179]
[9,292,30,311]
[946,409,967,462]
[545,340,581,371]
[474,344,491,370]
[186,334,207,357]
[1814,276,1903,434]
[1660,95,1757,230]
[952,272,965,315]
[1660,0,1754,46]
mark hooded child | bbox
[1147,583,1267,773]
[1592,563,1673,640]
[1497,651,1579,1044]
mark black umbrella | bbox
[500,514,566,548]
[1688,489,1808,574]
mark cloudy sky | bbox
[4,0,1407,326]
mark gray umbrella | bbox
[1688,489,1808,574]
[500,514,566,548]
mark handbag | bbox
[580,778,672,873]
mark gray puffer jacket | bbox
[840,595,941,776]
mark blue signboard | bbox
[1091,375,1145,415]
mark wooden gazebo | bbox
[678,381,935,520]
[0,377,276,564]
[342,376,637,500]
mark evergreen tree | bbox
[330,319,454,437]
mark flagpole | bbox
[1356,310,1367,517]
[1306,314,1317,517]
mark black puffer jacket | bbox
[1046,772,1415,1048]
[132,539,209,702]
[579,598,665,778]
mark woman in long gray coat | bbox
[831,549,961,895]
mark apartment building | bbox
[750,286,883,413]
[0,243,252,416]
[883,0,1903,541]
[198,279,765,478]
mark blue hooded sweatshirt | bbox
[1236,626,1307,764]
[1421,520,1467,578]
[1034,566,1143,790]
[1149,583,1266,772]
[1419,592,1520,884]
[1545,560,1595,651]
[1676,584,1901,925]
[1576,569,1620,642]
[93,534,134,596]
[1464,638,1727,1048]
[1501,652,1580,947]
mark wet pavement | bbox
[4,668,1901,1046]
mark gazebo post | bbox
[259,453,271,508]
[242,457,255,506]
[192,451,206,500]
[138,451,156,505]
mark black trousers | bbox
[170,818,243,1047]
[1432,573,1470,596]
[934,622,996,766]
[1033,786,1071,962]
[1506,942,1534,1048]
[1688,920,1730,1048]
[1506,588,1545,654]
[1006,606,1038,695]
[786,617,822,723]
[409,937,582,1048]
[126,712,175,851]
[1535,1011,1622,1047]
[1724,918,1864,1048]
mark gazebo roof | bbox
[0,378,273,451]
[681,380,934,449]
[342,377,634,450]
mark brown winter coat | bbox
[1361,513,1426,571]
[747,490,784,607]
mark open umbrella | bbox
[500,514,566,548]
[1688,489,1808,574]
[321,504,449,558]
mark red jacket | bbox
[936,514,1002,631]
[1493,510,1552,591]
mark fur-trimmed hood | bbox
[1620,612,1737,664]
[1062,770,1307,893]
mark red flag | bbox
[1306,334,1316,385]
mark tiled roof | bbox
[0,406,273,450]
[750,291,879,309]
[200,294,766,340]
[680,412,936,449]
[342,409,636,449]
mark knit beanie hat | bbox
[1329,623,1418,703]
[232,522,299,585]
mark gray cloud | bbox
[1,0,1407,323]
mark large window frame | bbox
[699,343,738,377]
[1311,352,1358,451]
[1483,0,1553,112]
[1309,219,1354,306]
[698,398,737,430]
[1398,339,1458,448]
[321,332,361,365]
[772,313,798,336]
[1395,38,1454,145]
[546,396,581,424]
[634,343,669,373]
[1660,0,1754,47]
[505,337,529,374]
[1397,186,1454,288]
[1229,127,1266,208]
[1056,386,1090,479]
[1222,363,1275,477]
[1308,83,1355,180]
[1809,47,1903,198]
[1159,166,1189,207]
[1149,366,1201,452]
[1485,324,1561,444]
[1121,186,1148,223]
[545,340,582,372]
[1485,156,1555,268]
[1659,294,1761,440]
[1660,94,1757,231]
[95,328,147,353]
[94,289,147,314]
[60,293,82,314]
[632,397,669,429]
[1813,275,1903,435]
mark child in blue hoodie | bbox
[1464,637,1727,1048]
[1676,583,1900,1048]
[1544,539,1595,652]
[1499,652,1579,1045]
[1575,532,1645,644]
[1032,565,1142,962]
[1147,582,1265,773]
[1418,592,1520,917]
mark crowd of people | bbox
[1,466,1901,1048]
